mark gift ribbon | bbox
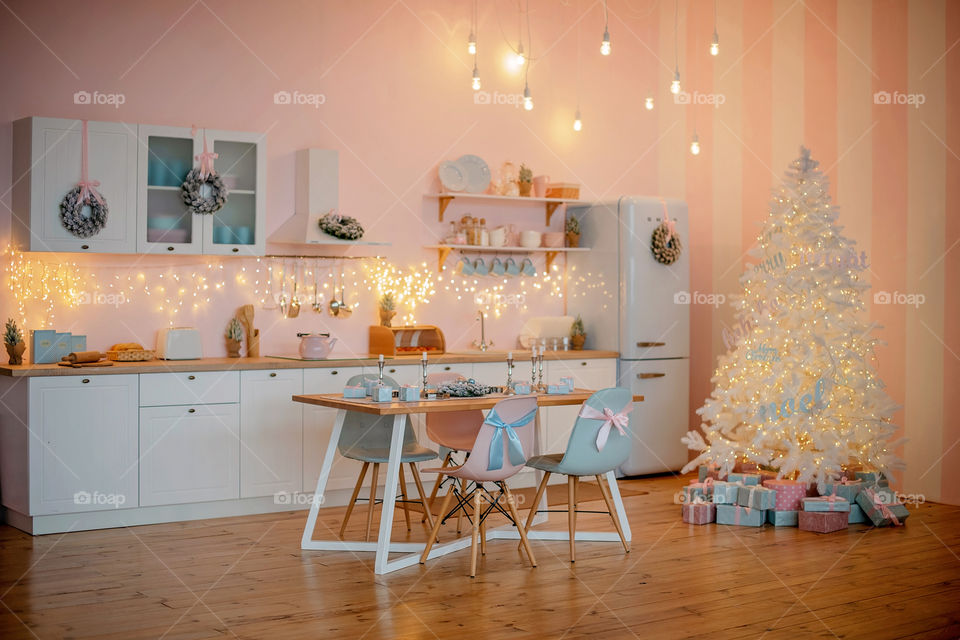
[579,402,632,451]
[193,126,219,180]
[734,504,751,525]
[659,197,676,243]
[484,406,537,471]
[687,477,714,497]
[76,120,104,205]
[864,488,901,526]
[807,494,843,511]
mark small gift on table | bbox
[856,487,909,526]
[399,384,420,401]
[698,463,724,482]
[343,384,366,399]
[848,503,868,524]
[682,498,716,525]
[560,376,575,392]
[717,504,765,527]
[711,481,741,504]
[737,485,777,511]
[728,472,760,486]
[762,479,807,512]
[802,496,851,512]
[512,381,532,394]
[767,510,799,526]
[823,478,864,502]
[799,510,848,533]
[372,384,394,403]
[683,478,714,503]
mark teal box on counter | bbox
[70,335,87,352]
[737,485,777,510]
[728,473,760,486]
[30,330,57,364]
[717,504,765,527]
[767,510,799,526]
[848,503,868,524]
[51,333,72,361]
[711,481,741,504]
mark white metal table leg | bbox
[301,409,346,548]
[373,414,407,575]
[604,469,632,542]
[531,409,548,526]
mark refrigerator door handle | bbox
[637,372,666,379]
[636,341,666,347]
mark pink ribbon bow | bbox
[865,489,901,526]
[193,127,218,180]
[659,197,676,243]
[579,403,632,451]
[76,120,104,205]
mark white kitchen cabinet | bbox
[28,375,139,515]
[139,403,240,506]
[12,117,138,253]
[542,358,618,458]
[200,130,266,256]
[139,371,239,407]
[303,367,365,492]
[239,369,303,498]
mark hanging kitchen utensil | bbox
[338,264,352,318]
[312,259,323,313]
[263,262,278,310]
[328,268,342,317]
[278,261,289,316]
[288,260,301,318]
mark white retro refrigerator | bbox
[567,197,690,475]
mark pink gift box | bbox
[799,510,848,534]
[682,501,716,525]
[763,479,807,511]
[734,462,759,473]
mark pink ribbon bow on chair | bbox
[579,403,633,451]
[76,120,104,205]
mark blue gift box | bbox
[855,471,889,487]
[363,378,379,396]
[717,504,765,527]
[848,503,868,524]
[547,384,566,394]
[727,473,760,486]
[372,384,394,402]
[802,496,851,513]
[767,509,799,526]
[737,485,777,510]
[560,376,574,392]
[512,381,532,394]
[399,385,420,401]
[343,385,366,399]
[823,479,864,502]
[711,481,740,504]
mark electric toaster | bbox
[156,327,202,360]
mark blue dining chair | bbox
[522,387,633,562]
[338,374,438,541]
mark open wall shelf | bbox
[425,193,587,225]
[424,244,589,272]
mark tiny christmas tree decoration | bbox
[518,163,533,196]
[566,215,581,247]
[4,318,25,365]
[682,147,903,489]
[378,292,396,327]
[570,315,586,350]
[225,317,243,357]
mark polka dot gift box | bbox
[762,479,807,511]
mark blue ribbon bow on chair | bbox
[484,407,538,471]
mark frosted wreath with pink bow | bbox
[59,120,109,238]
[650,198,682,265]
[181,127,227,215]
[578,402,633,451]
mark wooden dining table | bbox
[292,389,643,575]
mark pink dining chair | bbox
[419,395,539,577]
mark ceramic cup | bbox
[532,175,550,198]
[490,257,506,276]
[213,226,232,244]
[489,226,507,247]
[234,226,253,244]
[505,257,520,276]
[456,256,475,275]
[520,230,542,249]
[521,257,537,276]
[473,257,489,276]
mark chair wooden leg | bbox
[470,490,481,577]
[339,461,369,539]
[597,474,630,552]
[502,483,536,568]
[409,463,435,531]
[423,451,452,522]
[421,486,453,564]
[365,463,380,542]
[520,471,551,551]
[568,476,577,563]
[398,463,411,532]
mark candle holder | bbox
[420,355,429,397]
[530,350,538,392]
[505,354,515,394]
[537,348,545,391]
[378,357,385,385]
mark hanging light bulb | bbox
[468,31,477,56]
[516,41,526,66]
[690,132,701,155]
[600,28,611,56]
[573,107,582,131]
[645,96,655,110]
[710,30,719,56]
[670,68,681,94]
[471,63,481,91]
[523,82,533,111]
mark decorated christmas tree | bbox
[682,148,903,487]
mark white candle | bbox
[422,351,428,361]
[379,354,384,363]
[508,351,513,360]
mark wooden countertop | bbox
[0,350,619,378]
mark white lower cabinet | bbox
[139,403,239,506]
[239,369,303,498]
[302,367,365,493]
[28,375,139,515]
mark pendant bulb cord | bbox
[674,0,679,72]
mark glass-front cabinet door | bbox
[201,130,265,256]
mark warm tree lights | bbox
[681,148,903,487]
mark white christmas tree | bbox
[682,147,904,487]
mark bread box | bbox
[368,325,446,357]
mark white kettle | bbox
[298,333,337,359]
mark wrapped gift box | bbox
[682,501,716,525]
[848,503,868,524]
[767,510,799,526]
[856,487,909,526]
[711,481,741,504]
[683,479,714,502]
[512,381,532,394]
[762,479,807,511]
[840,465,863,481]
[363,378,379,396]
[802,496,851,512]
[560,376,575,392]
[717,504,765,527]
[758,470,778,483]
[734,462,759,473]
[547,384,567,394]
[343,385,366,399]
[823,479,864,502]
[372,384,394,402]
[799,510,848,533]
[737,485,777,510]
[698,464,725,482]
[399,385,420,401]
[728,473,760,486]
[855,471,889,487]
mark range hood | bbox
[269,149,341,244]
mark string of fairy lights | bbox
[3,246,567,329]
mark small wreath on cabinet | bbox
[181,168,228,214]
[59,186,108,238]
[651,222,682,265]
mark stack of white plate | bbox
[438,155,491,193]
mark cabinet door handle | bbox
[269,372,277,377]
[81,378,90,384]
[331,370,338,375]
[167,246,175,252]
[188,408,196,413]
[443,366,451,371]
[636,341,666,347]
[81,244,89,250]
[232,247,239,253]
[187,375,196,380]
[389,368,397,373]
[637,372,665,379]
[581,362,588,366]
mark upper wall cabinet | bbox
[12,117,139,253]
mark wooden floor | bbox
[1,474,959,639]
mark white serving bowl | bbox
[520,230,542,249]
